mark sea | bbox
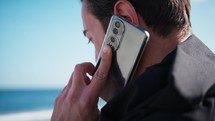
[0,89,106,121]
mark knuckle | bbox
[74,64,82,72]
[64,97,73,106]
[79,97,92,112]
[94,69,107,81]
[54,87,67,105]
[55,95,63,105]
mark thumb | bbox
[89,45,112,96]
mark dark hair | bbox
[82,0,191,37]
[81,0,117,32]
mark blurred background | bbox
[0,0,214,121]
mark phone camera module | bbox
[110,36,115,43]
[115,21,120,28]
[113,28,118,35]
[108,36,119,51]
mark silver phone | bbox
[96,15,149,101]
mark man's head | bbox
[81,0,191,59]
[82,0,191,36]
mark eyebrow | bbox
[83,29,87,36]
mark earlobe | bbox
[114,0,139,26]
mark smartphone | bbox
[96,15,149,101]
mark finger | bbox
[71,62,95,88]
[89,45,112,96]
[60,85,68,98]
[85,63,96,76]
[55,85,68,104]
[67,73,74,89]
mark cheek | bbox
[94,40,103,61]
[94,31,105,60]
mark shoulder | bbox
[171,34,215,101]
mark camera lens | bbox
[110,36,115,43]
[115,21,120,28]
[113,28,118,35]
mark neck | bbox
[133,28,192,79]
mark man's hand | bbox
[51,46,112,121]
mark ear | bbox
[114,0,139,26]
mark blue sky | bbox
[0,0,214,89]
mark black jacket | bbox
[100,35,215,121]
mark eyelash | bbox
[88,39,92,44]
